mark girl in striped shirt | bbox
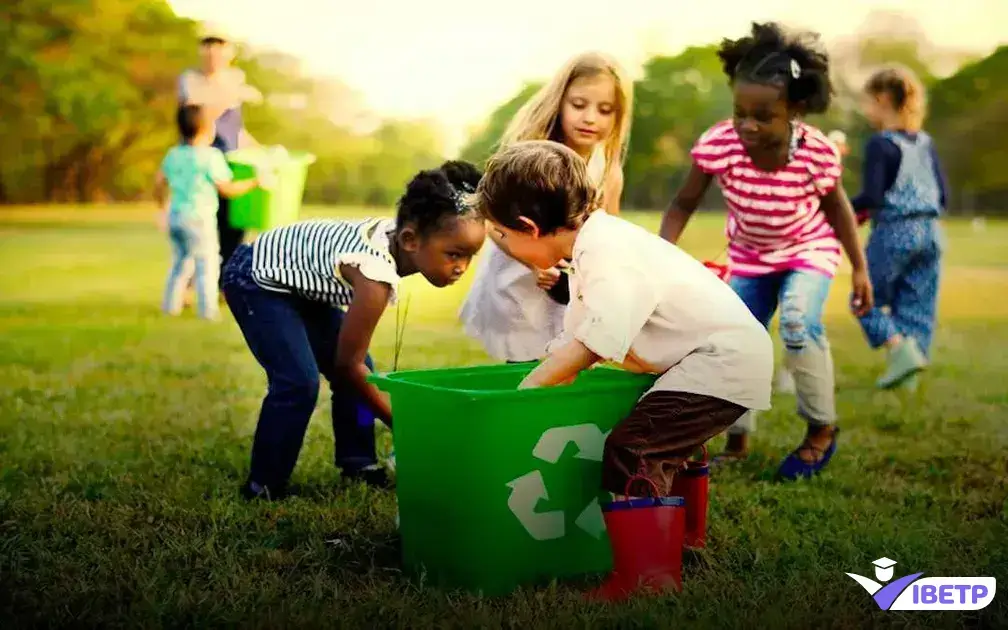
[660,22,873,481]
[221,162,486,500]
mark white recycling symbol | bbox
[505,424,609,541]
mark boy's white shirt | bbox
[554,211,774,411]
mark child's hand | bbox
[256,171,276,190]
[850,268,874,316]
[534,266,562,290]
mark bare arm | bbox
[154,170,169,230]
[519,339,600,389]
[820,187,874,316]
[216,177,259,198]
[659,164,713,243]
[335,265,394,425]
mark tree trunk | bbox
[42,142,92,202]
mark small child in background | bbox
[155,104,260,320]
[852,65,947,389]
[474,140,773,598]
[459,52,633,363]
[659,22,873,480]
[221,162,485,500]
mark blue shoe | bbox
[776,427,839,481]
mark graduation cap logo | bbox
[872,557,897,582]
[846,557,925,610]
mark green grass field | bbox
[1,205,1006,628]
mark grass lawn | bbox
[1,204,1006,628]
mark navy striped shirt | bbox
[250,218,399,307]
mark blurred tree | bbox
[928,47,1008,211]
[458,83,542,167]
[2,4,1003,213]
[0,0,446,206]
[621,46,732,209]
[0,0,197,202]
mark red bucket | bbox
[670,446,710,549]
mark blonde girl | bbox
[459,52,633,362]
[852,65,947,389]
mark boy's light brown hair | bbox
[864,64,928,132]
[473,140,598,235]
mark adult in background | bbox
[178,28,262,275]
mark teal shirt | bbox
[161,145,233,220]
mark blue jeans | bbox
[858,218,942,357]
[163,214,219,319]
[730,270,832,351]
[728,269,836,431]
[221,245,378,489]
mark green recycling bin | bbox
[227,148,316,231]
[369,363,656,596]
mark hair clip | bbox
[790,59,801,79]
[450,186,469,214]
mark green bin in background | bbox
[369,363,655,596]
[226,149,316,231]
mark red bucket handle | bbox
[624,473,661,498]
[625,460,662,498]
[678,445,708,472]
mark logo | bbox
[846,557,996,611]
[505,424,608,541]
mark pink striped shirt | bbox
[691,119,843,278]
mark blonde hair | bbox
[864,64,927,132]
[498,52,633,195]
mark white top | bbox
[179,68,262,113]
[557,211,774,410]
[459,145,607,362]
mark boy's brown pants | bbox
[601,390,747,496]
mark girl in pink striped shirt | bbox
[660,22,873,481]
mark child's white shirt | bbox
[560,211,774,410]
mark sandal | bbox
[776,427,840,481]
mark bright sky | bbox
[169,0,1006,153]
